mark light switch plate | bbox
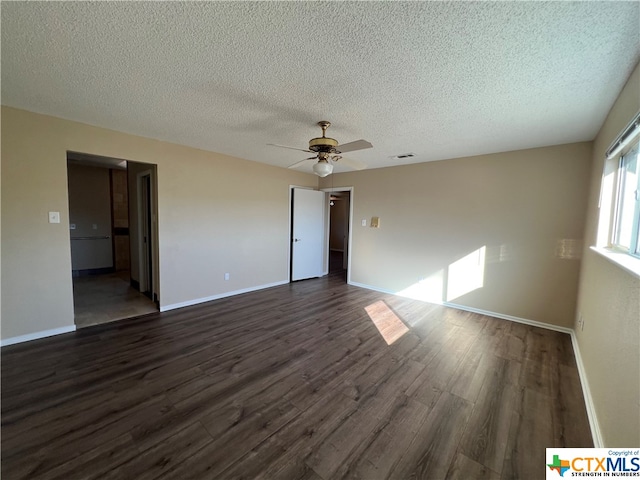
[48,211,60,224]
[361,219,367,227]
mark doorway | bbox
[327,190,351,282]
[67,152,159,328]
[288,186,353,284]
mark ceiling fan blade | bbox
[288,157,317,169]
[267,143,312,153]
[334,156,367,171]
[338,139,373,153]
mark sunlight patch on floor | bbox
[364,300,409,345]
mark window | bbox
[612,142,640,257]
[594,112,640,276]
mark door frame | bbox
[321,186,354,284]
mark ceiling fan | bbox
[268,121,373,177]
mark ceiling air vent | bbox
[390,153,415,160]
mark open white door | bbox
[291,188,325,281]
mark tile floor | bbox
[72,270,158,328]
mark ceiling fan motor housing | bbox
[309,136,339,153]
[309,120,340,154]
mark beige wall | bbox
[321,142,592,328]
[575,62,640,446]
[67,163,113,270]
[1,106,316,340]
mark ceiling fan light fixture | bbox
[312,161,333,177]
[275,120,371,173]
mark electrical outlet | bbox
[224,272,230,281]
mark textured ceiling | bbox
[2,1,639,174]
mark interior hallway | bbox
[73,271,157,328]
[329,249,346,281]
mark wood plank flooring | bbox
[1,273,593,479]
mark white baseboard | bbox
[1,325,76,347]
[348,281,395,295]
[570,331,604,447]
[348,279,602,446]
[160,280,289,312]
[348,280,571,333]
[443,301,574,334]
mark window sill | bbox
[590,246,640,279]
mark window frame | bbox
[593,111,640,278]
[610,140,640,258]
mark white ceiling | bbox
[2,2,639,174]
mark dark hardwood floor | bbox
[1,271,592,479]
